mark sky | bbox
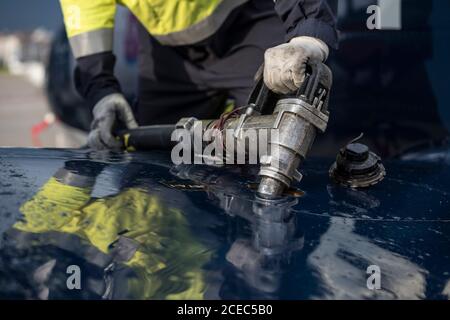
[0,0,63,32]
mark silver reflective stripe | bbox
[54,168,96,188]
[154,0,250,46]
[69,28,114,58]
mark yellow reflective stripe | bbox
[61,0,251,50]
[69,28,114,58]
[152,0,250,45]
[60,0,116,38]
[121,0,220,36]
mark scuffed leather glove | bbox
[264,36,329,94]
[88,93,138,150]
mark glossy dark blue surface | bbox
[0,148,449,299]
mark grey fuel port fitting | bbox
[329,139,386,188]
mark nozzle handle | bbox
[115,124,176,150]
[246,76,277,115]
[247,61,331,115]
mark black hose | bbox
[117,125,176,150]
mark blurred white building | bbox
[0,28,52,87]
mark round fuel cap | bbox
[329,142,386,188]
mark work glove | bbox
[264,36,329,95]
[88,93,138,150]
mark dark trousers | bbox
[135,0,285,125]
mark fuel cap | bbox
[329,138,386,188]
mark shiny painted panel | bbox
[0,148,448,299]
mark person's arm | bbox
[74,52,122,109]
[264,0,338,94]
[59,0,138,149]
[274,0,338,49]
[60,0,121,106]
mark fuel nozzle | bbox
[257,62,333,199]
[115,62,333,199]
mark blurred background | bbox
[0,0,83,147]
[0,0,137,148]
[0,0,449,158]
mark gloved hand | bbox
[263,36,329,95]
[88,93,138,150]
